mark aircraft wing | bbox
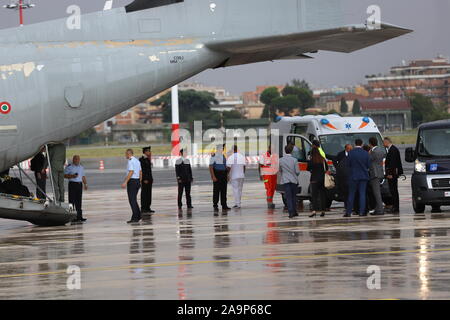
[208,23,412,66]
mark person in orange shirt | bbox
[259,145,279,209]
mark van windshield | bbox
[319,133,384,157]
[418,128,450,157]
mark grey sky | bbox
[0,0,448,94]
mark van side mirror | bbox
[405,147,416,163]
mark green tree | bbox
[291,79,310,90]
[352,99,361,115]
[410,93,450,124]
[260,87,281,119]
[260,87,280,106]
[410,93,438,124]
[340,97,349,114]
[151,89,218,122]
[272,95,300,115]
[281,86,315,113]
[222,110,243,119]
[410,93,432,124]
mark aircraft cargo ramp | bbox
[0,194,76,226]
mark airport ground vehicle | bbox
[406,120,450,213]
[270,115,384,201]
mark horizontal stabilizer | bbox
[279,54,314,60]
[125,0,183,13]
[208,23,412,66]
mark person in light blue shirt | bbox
[126,155,141,179]
[64,155,88,223]
[65,161,85,183]
[122,149,142,223]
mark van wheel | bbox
[413,199,425,214]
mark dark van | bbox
[406,120,450,213]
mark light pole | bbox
[4,0,35,27]
[171,85,180,156]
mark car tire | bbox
[413,199,425,214]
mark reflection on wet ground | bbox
[1,179,450,299]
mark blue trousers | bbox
[127,179,141,221]
[284,183,298,217]
[346,179,368,215]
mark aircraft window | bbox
[126,0,184,13]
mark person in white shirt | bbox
[226,145,246,208]
[64,155,88,223]
[122,149,142,224]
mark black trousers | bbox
[284,183,298,217]
[68,182,83,219]
[178,182,192,208]
[310,180,326,212]
[34,172,46,200]
[388,178,400,211]
[141,181,153,211]
[213,170,228,208]
[127,179,141,221]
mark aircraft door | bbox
[286,134,312,198]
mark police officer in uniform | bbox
[64,155,88,222]
[139,146,154,214]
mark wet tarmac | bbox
[1,173,450,300]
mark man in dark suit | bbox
[344,139,371,217]
[176,149,194,210]
[369,137,385,215]
[384,137,403,214]
[334,144,353,210]
[139,146,154,214]
[30,147,48,199]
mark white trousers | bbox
[231,178,244,207]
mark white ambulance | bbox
[270,115,384,202]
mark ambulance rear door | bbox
[285,134,312,199]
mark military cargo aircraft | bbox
[0,0,410,171]
[0,0,411,172]
[0,0,412,225]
